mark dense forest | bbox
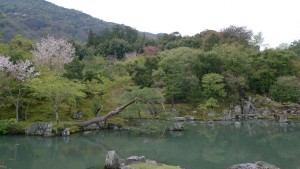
[1,1,300,135]
[1,23,300,127]
[0,0,157,43]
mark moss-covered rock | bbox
[130,163,181,169]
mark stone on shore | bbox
[170,123,184,131]
[62,128,70,136]
[228,161,279,169]
[25,122,53,136]
[125,156,146,165]
[104,151,119,169]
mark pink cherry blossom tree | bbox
[32,36,75,74]
[0,55,39,122]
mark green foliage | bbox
[126,56,159,87]
[213,43,253,76]
[98,38,132,59]
[124,88,164,103]
[250,49,297,93]
[289,40,300,57]
[201,73,226,98]
[122,88,164,117]
[194,51,223,79]
[63,59,85,80]
[198,97,219,111]
[221,25,253,46]
[0,34,33,62]
[3,9,300,125]
[156,47,199,102]
[197,97,221,120]
[270,76,300,103]
[203,33,220,51]
[28,73,86,122]
[0,118,16,134]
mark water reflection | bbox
[0,120,299,169]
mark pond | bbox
[0,120,300,169]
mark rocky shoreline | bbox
[2,96,300,136]
[103,151,280,169]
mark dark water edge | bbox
[0,120,300,169]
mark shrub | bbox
[0,118,17,134]
[270,76,300,103]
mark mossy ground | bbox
[1,95,300,135]
[0,101,237,135]
[131,163,181,169]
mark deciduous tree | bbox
[201,73,226,99]
[29,74,85,123]
[155,47,199,105]
[32,36,75,73]
[0,55,38,122]
[270,76,300,103]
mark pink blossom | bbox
[0,55,38,82]
[32,36,75,72]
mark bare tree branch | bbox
[78,99,136,128]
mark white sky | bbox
[46,0,300,48]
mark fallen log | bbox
[78,99,136,128]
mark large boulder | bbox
[104,151,119,169]
[25,122,53,136]
[228,161,279,169]
[234,105,242,114]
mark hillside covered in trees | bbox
[0,0,157,43]
[1,23,300,126]
[1,0,300,135]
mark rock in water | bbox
[25,122,53,136]
[234,121,241,128]
[279,116,287,123]
[170,123,184,131]
[228,161,279,169]
[104,151,119,169]
[62,128,70,136]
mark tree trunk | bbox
[238,88,245,115]
[94,106,103,117]
[55,106,59,123]
[25,100,32,121]
[78,99,136,128]
[171,96,174,109]
[15,105,19,122]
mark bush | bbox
[270,76,300,103]
[0,118,17,134]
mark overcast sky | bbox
[46,0,300,48]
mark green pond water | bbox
[0,120,300,169]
